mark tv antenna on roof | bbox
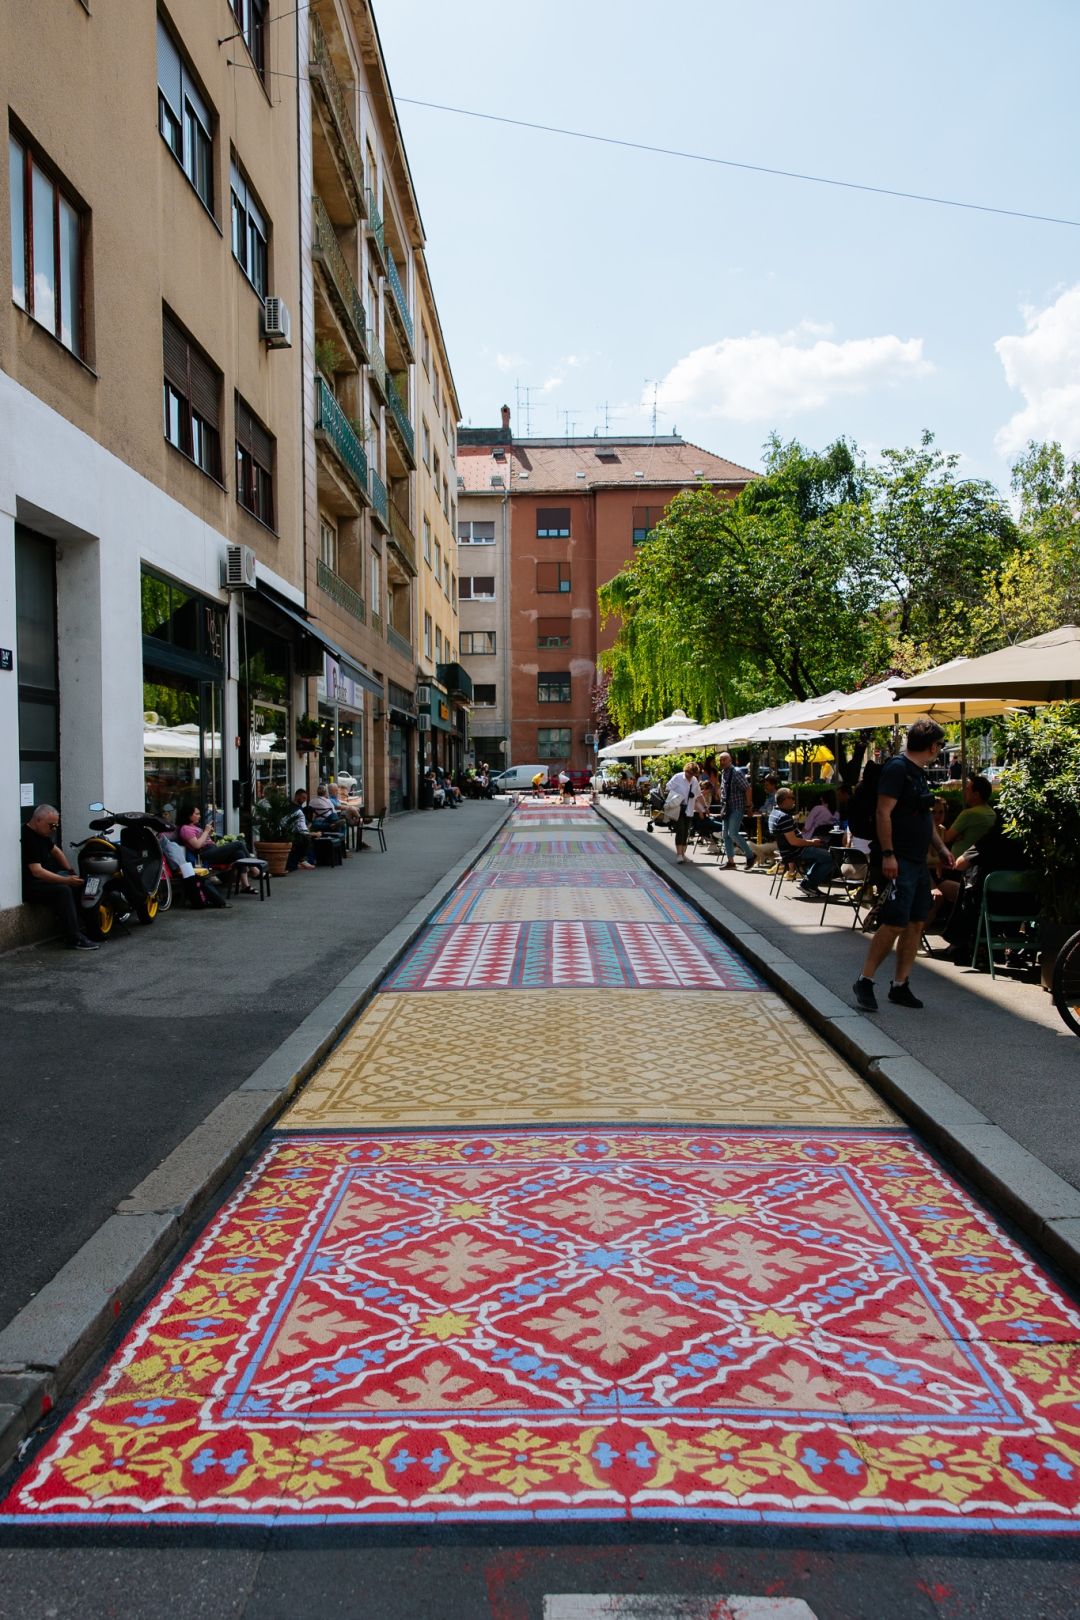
[559,407,582,438]
[596,401,612,434]
[516,381,538,436]
[644,380,663,437]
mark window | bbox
[536,506,571,538]
[537,617,571,649]
[423,612,432,658]
[538,727,571,760]
[163,309,222,480]
[442,476,450,517]
[433,450,441,495]
[319,517,337,571]
[442,554,450,596]
[423,516,432,566]
[422,419,431,468]
[632,505,666,543]
[235,395,274,526]
[538,671,571,703]
[435,626,443,661]
[230,0,267,79]
[230,163,268,296]
[459,576,494,600]
[157,19,213,211]
[472,684,496,707]
[536,561,571,593]
[371,550,380,614]
[434,540,441,581]
[433,370,441,414]
[458,520,495,545]
[9,130,86,359]
[421,322,430,373]
[461,631,496,655]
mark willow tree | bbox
[598,437,874,735]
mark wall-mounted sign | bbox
[0,649,12,671]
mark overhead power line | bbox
[396,96,1080,230]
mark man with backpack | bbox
[852,719,954,1012]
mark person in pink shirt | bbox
[177,805,257,893]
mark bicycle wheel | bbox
[155,869,173,913]
[1051,928,1080,1037]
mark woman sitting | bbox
[177,804,257,894]
[803,789,838,839]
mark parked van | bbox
[492,765,551,794]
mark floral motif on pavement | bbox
[5,1130,1080,1529]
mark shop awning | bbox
[256,587,383,697]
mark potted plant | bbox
[997,702,1080,985]
[297,714,320,755]
[251,785,298,876]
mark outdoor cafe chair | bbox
[360,806,388,852]
[816,849,874,930]
[971,870,1041,979]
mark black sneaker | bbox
[797,879,822,897]
[852,977,878,1012]
[889,981,924,1008]
[745,855,757,870]
[73,936,100,952]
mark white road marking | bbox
[544,1598,819,1619]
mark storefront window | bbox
[240,618,291,803]
[142,567,225,824]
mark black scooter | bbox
[72,804,168,939]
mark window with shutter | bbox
[536,507,571,538]
[536,561,570,593]
[162,309,222,482]
[537,618,571,648]
[235,394,275,526]
[157,20,214,211]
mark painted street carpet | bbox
[5,1130,1080,1529]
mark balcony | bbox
[386,375,416,468]
[309,15,366,220]
[370,466,390,532]
[389,500,418,576]
[311,195,368,365]
[437,662,474,703]
[315,376,370,509]
[365,188,386,271]
[367,327,387,402]
[387,623,413,661]
[317,557,365,622]
[385,253,414,359]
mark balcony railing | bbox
[389,500,418,575]
[367,328,387,400]
[317,557,365,622]
[309,15,366,218]
[387,623,413,661]
[437,662,474,703]
[386,375,415,464]
[369,466,389,530]
[385,254,413,350]
[311,195,367,364]
[365,188,386,267]
[315,376,370,506]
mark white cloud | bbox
[540,374,563,394]
[494,352,524,372]
[995,284,1080,456]
[653,321,933,423]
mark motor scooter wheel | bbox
[94,902,114,939]
[137,893,159,925]
[154,871,172,913]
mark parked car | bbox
[491,764,552,794]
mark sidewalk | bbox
[0,801,507,1336]
[599,797,1080,1255]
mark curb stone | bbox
[0,803,511,1476]
[597,801,1080,1285]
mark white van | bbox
[492,764,551,794]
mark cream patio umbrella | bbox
[802,674,1030,776]
[597,709,702,760]
[892,626,1080,704]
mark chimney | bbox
[500,404,511,432]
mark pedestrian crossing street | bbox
[3,801,1079,1533]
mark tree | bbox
[971,442,1080,646]
[857,431,1018,667]
[597,437,875,735]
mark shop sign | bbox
[319,654,365,712]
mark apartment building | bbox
[456,425,755,775]
[1,1,303,948]
[413,258,467,779]
[455,408,513,771]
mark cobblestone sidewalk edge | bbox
[0,804,513,1474]
[596,802,1080,1288]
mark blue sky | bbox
[376,0,1080,489]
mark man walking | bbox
[717,752,755,870]
[853,719,953,1012]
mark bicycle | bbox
[1051,928,1080,1036]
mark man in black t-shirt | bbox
[852,720,953,1012]
[21,804,99,951]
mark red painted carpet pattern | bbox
[6,1130,1080,1527]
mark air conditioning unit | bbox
[263,295,292,348]
[223,544,257,590]
[417,685,431,707]
[417,713,431,732]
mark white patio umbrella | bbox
[801,673,1029,776]
[597,709,701,759]
[892,626,1080,704]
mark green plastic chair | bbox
[970,870,1041,978]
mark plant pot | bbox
[296,738,318,754]
[255,840,291,877]
[1039,919,1079,990]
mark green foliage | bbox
[969,442,1080,647]
[997,702,1080,922]
[251,785,299,843]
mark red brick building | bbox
[456,429,754,772]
